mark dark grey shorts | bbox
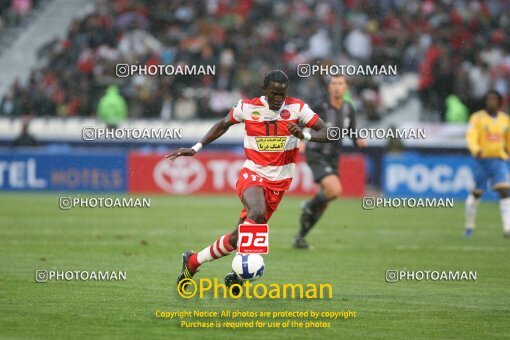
[305,151,339,183]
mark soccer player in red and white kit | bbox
[166,70,332,291]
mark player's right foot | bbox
[224,272,244,296]
[464,229,474,238]
[177,250,198,293]
[293,235,310,249]
[504,231,510,239]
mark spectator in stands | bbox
[159,91,173,120]
[384,125,404,154]
[434,55,455,122]
[97,85,127,130]
[344,25,372,61]
[445,95,469,123]
[418,42,443,121]
[12,117,37,147]
[11,0,32,25]
[0,90,19,117]
[468,59,492,112]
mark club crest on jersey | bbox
[280,109,291,120]
[251,111,261,121]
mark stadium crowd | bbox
[0,0,509,122]
[0,0,35,30]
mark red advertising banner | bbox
[128,151,365,196]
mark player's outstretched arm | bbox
[288,119,331,143]
[165,115,236,160]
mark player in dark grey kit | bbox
[294,75,366,249]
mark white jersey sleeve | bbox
[229,100,245,124]
[298,103,319,128]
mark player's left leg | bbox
[177,220,239,290]
[224,185,284,292]
[491,159,510,238]
[192,184,269,269]
[464,189,483,237]
[295,174,341,248]
[464,158,488,237]
[495,187,510,238]
[186,217,243,271]
[177,172,271,290]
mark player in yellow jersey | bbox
[465,90,510,238]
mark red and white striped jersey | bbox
[229,95,319,190]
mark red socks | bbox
[188,232,235,272]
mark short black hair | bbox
[263,70,288,89]
[326,74,347,84]
[485,90,503,106]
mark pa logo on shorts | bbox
[238,224,269,254]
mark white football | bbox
[232,253,265,281]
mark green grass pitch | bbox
[0,193,509,339]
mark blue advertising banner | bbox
[0,151,126,191]
[383,152,498,200]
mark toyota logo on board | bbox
[153,157,206,194]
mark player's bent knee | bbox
[324,185,342,200]
[321,175,342,200]
[323,182,342,199]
